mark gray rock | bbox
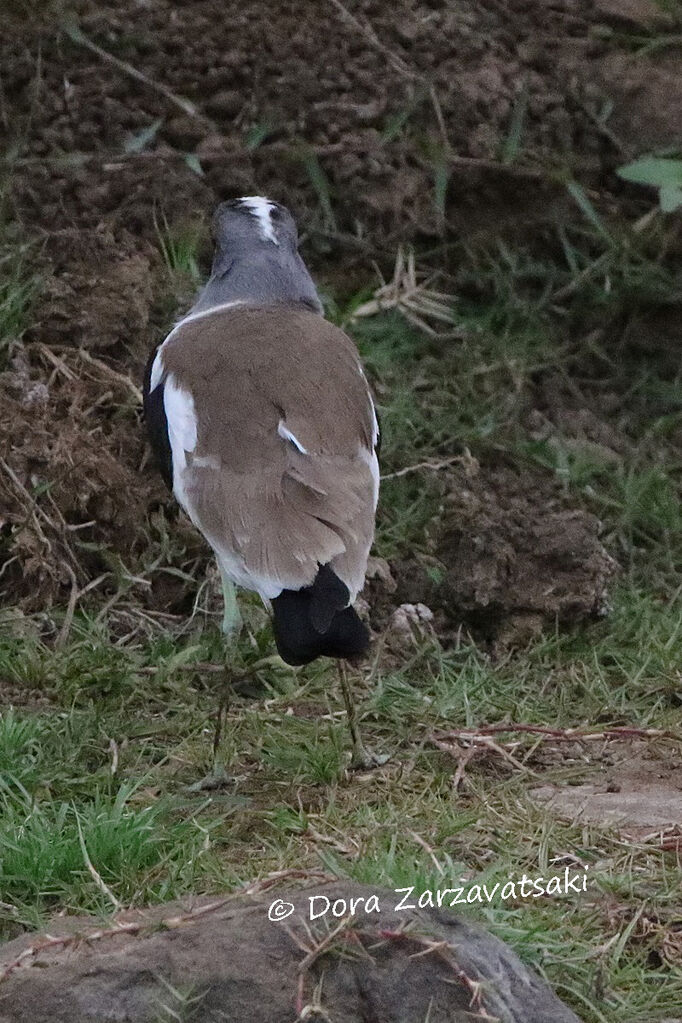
[0,883,582,1022]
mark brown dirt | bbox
[532,742,682,838]
[376,459,619,646]
[0,881,581,1022]
[6,0,680,248]
[3,0,600,240]
[1,0,679,626]
[29,228,155,353]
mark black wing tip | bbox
[272,565,370,667]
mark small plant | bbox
[0,230,38,365]
[617,155,682,213]
[154,211,202,284]
[299,149,337,233]
[153,976,207,1023]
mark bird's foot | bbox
[185,762,236,792]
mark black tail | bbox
[272,564,370,666]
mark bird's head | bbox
[212,196,299,255]
[198,196,322,314]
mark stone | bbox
[0,883,582,1022]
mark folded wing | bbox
[144,305,379,603]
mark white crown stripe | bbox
[238,196,279,245]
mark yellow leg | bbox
[337,661,386,770]
[220,569,242,638]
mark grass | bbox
[1,185,681,1020]
[0,201,38,366]
[154,211,203,286]
[1,581,681,1016]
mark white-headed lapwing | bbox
[143,197,381,767]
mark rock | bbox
[0,882,582,1023]
[532,746,682,836]
[389,602,435,648]
[366,555,397,593]
[534,781,682,831]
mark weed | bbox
[299,149,337,233]
[154,211,202,285]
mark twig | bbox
[431,735,541,780]
[352,245,459,335]
[325,0,416,80]
[453,745,477,792]
[243,869,335,895]
[435,724,679,743]
[372,929,498,1019]
[62,21,199,119]
[475,735,543,778]
[0,926,140,984]
[429,84,450,152]
[76,815,122,911]
[0,457,52,554]
[75,348,143,404]
[0,872,333,985]
[54,565,78,651]
[297,915,355,974]
[381,455,469,481]
[137,654,286,677]
[36,343,77,381]
[407,829,445,875]
[0,897,237,985]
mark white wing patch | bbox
[149,348,165,393]
[163,374,198,506]
[359,445,380,512]
[357,362,380,449]
[370,398,380,448]
[238,196,279,245]
[192,454,221,470]
[278,419,308,454]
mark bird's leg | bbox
[220,569,242,638]
[337,660,386,770]
[192,566,241,791]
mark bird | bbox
[143,196,382,768]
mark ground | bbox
[1,1,682,1020]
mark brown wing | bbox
[160,305,378,599]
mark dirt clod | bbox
[29,229,155,355]
[393,464,618,643]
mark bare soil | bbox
[533,743,682,838]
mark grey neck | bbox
[189,245,323,316]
